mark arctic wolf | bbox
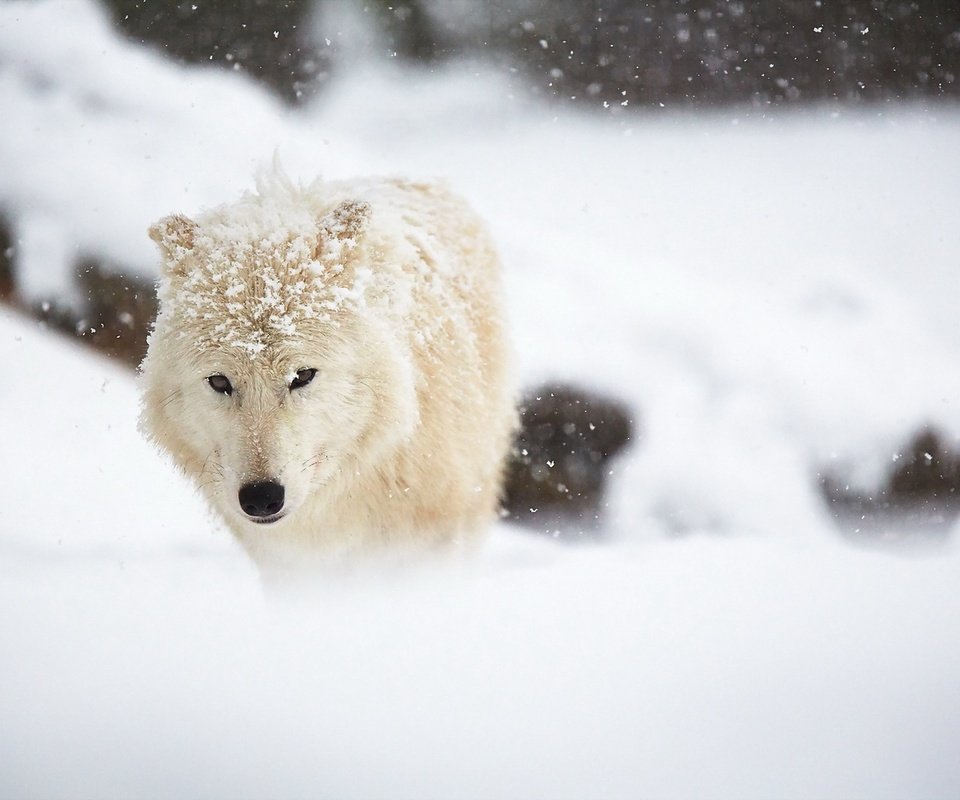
[140,172,515,573]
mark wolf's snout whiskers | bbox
[195,450,226,496]
[301,453,329,472]
[158,389,181,411]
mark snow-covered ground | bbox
[3,306,960,799]
[3,1,960,797]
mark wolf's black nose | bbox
[239,481,285,518]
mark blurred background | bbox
[3,4,960,798]
[101,0,960,108]
[2,0,960,548]
[2,0,959,542]
[5,0,956,357]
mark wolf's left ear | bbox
[149,214,199,261]
[315,200,371,261]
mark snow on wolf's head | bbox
[140,174,418,535]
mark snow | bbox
[3,302,960,799]
[3,1,960,797]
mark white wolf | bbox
[140,171,515,574]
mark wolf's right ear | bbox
[148,214,199,271]
[314,200,371,262]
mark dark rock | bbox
[76,258,157,367]
[31,258,157,368]
[0,216,14,300]
[822,428,960,543]
[889,430,960,502]
[502,383,634,534]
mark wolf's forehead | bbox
[170,228,370,359]
[200,225,314,266]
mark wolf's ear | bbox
[315,200,371,261]
[149,214,199,260]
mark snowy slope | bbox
[3,307,960,799]
[3,1,960,796]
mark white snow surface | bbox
[4,307,960,799]
[3,1,960,797]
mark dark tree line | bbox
[102,0,959,107]
[498,0,960,108]
[103,0,320,102]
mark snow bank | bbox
[0,307,236,562]
[3,309,960,798]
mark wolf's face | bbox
[150,323,413,529]
[141,195,418,532]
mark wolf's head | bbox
[140,183,418,533]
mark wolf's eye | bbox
[207,374,233,395]
[289,368,317,391]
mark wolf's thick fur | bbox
[140,172,515,573]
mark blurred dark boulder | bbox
[0,216,14,301]
[503,383,634,534]
[822,428,960,542]
[34,258,156,368]
[102,0,323,103]
[888,429,960,501]
[77,258,157,366]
